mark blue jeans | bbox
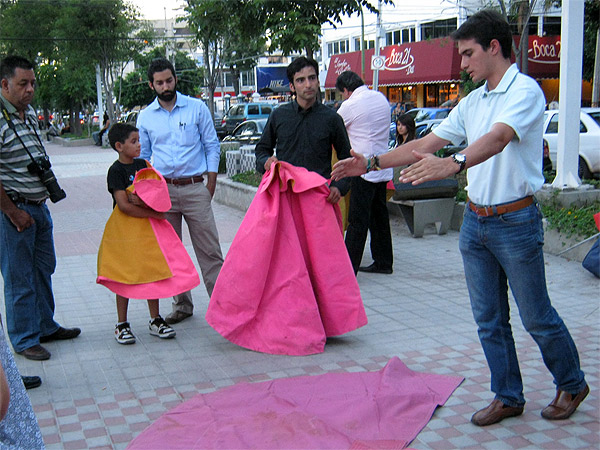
[459,202,586,407]
[0,203,60,352]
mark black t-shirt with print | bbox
[106,158,148,208]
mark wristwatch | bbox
[451,153,467,173]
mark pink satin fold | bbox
[127,357,464,450]
[206,161,367,355]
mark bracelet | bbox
[366,155,381,172]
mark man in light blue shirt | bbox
[137,58,223,324]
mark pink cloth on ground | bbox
[206,161,367,355]
[127,357,464,450]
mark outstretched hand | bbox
[398,151,457,185]
[331,149,367,180]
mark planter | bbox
[542,219,596,263]
[50,136,94,147]
[214,176,257,212]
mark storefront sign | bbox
[325,35,561,88]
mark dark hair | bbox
[108,122,138,151]
[286,56,318,85]
[0,55,35,81]
[148,58,176,83]
[451,9,512,59]
[396,113,416,144]
[335,71,364,93]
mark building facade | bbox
[319,0,565,107]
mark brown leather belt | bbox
[163,175,204,186]
[468,196,534,217]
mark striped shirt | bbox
[0,92,48,200]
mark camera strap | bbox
[1,103,46,166]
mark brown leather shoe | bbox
[165,311,192,325]
[40,326,81,343]
[471,399,524,426]
[17,344,51,361]
[541,384,589,420]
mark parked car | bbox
[405,107,451,122]
[222,119,268,146]
[543,108,600,179]
[124,110,139,126]
[221,102,273,135]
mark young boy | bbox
[105,123,176,344]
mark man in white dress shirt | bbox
[336,71,393,275]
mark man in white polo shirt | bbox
[335,71,394,275]
[332,9,588,426]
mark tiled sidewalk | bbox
[4,141,599,449]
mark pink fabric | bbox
[127,357,464,450]
[97,217,200,299]
[97,166,200,299]
[133,168,172,212]
[206,161,367,355]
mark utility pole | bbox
[373,0,382,91]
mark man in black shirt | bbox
[255,57,351,203]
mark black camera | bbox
[27,156,67,203]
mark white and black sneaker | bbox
[149,316,176,339]
[115,322,136,345]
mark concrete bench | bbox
[388,197,456,238]
[389,176,458,238]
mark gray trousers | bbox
[165,182,223,314]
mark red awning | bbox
[325,37,462,88]
[519,35,560,79]
[325,35,560,89]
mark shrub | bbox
[231,170,262,187]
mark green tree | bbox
[258,0,392,59]
[54,0,150,125]
[184,0,267,118]
[118,47,205,110]
[583,0,599,82]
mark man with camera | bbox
[0,55,80,361]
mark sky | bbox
[129,0,186,21]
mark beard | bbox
[157,89,176,102]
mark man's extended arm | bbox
[398,122,514,185]
[331,130,449,180]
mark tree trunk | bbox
[305,46,314,60]
[230,66,241,96]
[517,0,530,75]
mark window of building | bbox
[421,18,457,40]
[510,15,538,36]
[328,39,349,56]
[402,28,415,43]
[385,29,401,46]
[543,16,561,36]
[353,38,375,50]
[241,70,255,87]
[224,72,234,88]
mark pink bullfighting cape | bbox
[206,161,367,355]
[97,166,200,299]
[127,357,464,450]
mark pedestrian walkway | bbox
[3,141,598,449]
